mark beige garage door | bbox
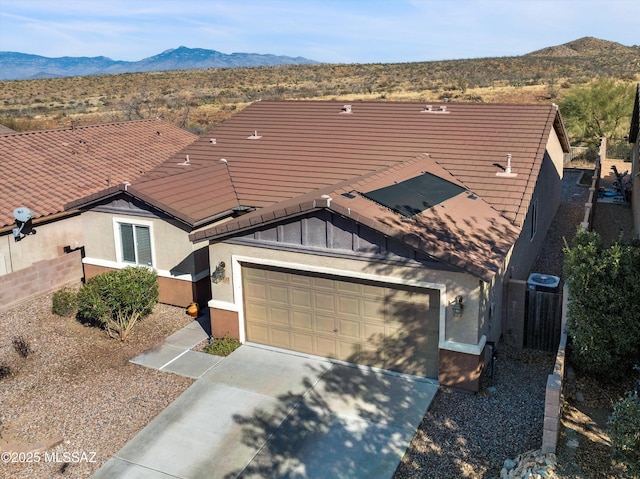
[242,264,439,378]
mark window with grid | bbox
[118,223,153,266]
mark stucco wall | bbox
[0,214,83,276]
[208,241,484,347]
[81,210,205,275]
[508,150,562,281]
[546,126,566,180]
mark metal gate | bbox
[524,289,563,352]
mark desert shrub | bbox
[51,286,78,317]
[77,267,159,340]
[12,336,32,358]
[204,334,241,357]
[607,391,640,476]
[564,230,640,379]
[0,362,11,380]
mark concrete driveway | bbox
[92,344,438,479]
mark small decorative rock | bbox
[500,450,558,479]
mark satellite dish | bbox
[12,207,36,241]
[13,207,33,223]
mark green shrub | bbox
[204,334,241,357]
[51,286,78,316]
[76,267,159,340]
[563,230,640,379]
[608,392,640,476]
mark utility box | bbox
[527,273,560,293]
[525,273,562,351]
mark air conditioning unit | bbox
[527,273,560,293]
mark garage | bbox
[242,263,440,378]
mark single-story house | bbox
[629,83,640,235]
[0,119,197,310]
[68,100,570,390]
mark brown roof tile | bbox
[1,119,197,229]
[155,101,566,227]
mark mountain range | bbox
[0,46,318,81]
[1,37,638,82]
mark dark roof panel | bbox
[362,172,466,218]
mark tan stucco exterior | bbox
[208,242,484,349]
[0,214,83,276]
[80,210,211,306]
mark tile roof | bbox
[0,119,197,229]
[124,100,567,228]
[68,100,569,280]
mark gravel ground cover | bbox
[0,296,194,479]
[394,345,555,478]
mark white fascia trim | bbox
[208,299,239,312]
[82,257,208,282]
[439,335,487,356]
[230,255,448,346]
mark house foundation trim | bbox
[208,299,239,312]
[439,336,487,356]
[82,257,209,282]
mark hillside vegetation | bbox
[1,37,638,140]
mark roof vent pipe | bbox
[247,130,262,139]
[496,154,518,178]
[178,155,190,166]
[210,138,216,144]
[340,105,352,114]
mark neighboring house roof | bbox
[68,101,570,280]
[630,83,639,143]
[0,124,16,135]
[0,119,197,230]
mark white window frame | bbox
[112,217,156,267]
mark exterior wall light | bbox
[211,261,226,284]
[452,295,464,317]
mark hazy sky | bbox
[1,0,638,64]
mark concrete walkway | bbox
[129,318,223,378]
[92,320,439,479]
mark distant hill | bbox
[526,36,640,58]
[0,46,319,81]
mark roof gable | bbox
[192,154,519,282]
[1,119,197,229]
